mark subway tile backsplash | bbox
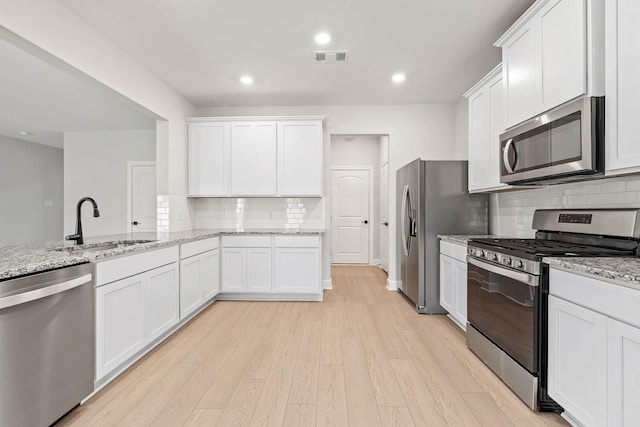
[192,197,324,229]
[491,175,640,237]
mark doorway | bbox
[128,161,157,232]
[329,135,389,268]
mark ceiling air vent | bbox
[314,50,349,63]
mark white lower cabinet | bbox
[96,274,146,382]
[274,235,321,294]
[95,246,180,382]
[608,318,640,426]
[147,263,181,341]
[548,295,608,427]
[439,240,468,330]
[548,267,640,426]
[221,236,272,293]
[179,237,220,319]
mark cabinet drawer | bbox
[274,235,320,248]
[96,246,179,287]
[222,235,272,247]
[180,237,219,259]
[439,240,467,263]
[549,268,640,329]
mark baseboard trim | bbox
[322,279,333,290]
[386,279,399,291]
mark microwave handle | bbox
[503,138,516,173]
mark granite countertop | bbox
[438,234,507,246]
[544,256,640,291]
[0,228,324,282]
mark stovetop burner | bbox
[471,238,635,257]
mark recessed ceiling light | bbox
[18,131,32,136]
[392,73,406,83]
[240,75,253,85]
[315,33,331,45]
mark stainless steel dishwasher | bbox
[0,263,94,427]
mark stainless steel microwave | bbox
[499,96,604,185]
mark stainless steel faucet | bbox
[65,197,100,245]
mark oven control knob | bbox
[515,260,524,269]
[477,250,485,258]
[489,253,498,261]
[502,257,512,266]
[469,249,476,256]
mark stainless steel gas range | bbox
[466,209,640,412]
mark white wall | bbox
[491,175,640,237]
[63,130,155,237]
[0,0,196,202]
[330,135,381,263]
[196,104,458,286]
[0,136,63,245]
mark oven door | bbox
[467,257,539,373]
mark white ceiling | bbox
[0,37,157,148]
[59,0,534,107]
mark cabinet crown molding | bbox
[494,0,552,47]
[186,116,326,125]
[463,64,502,98]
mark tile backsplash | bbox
[491,175,640,237]
[192,197,325,229]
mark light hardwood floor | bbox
[58,266,567,426]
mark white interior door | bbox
[130,163,157,232]
[331,168,370,264]
[379,162,389,272]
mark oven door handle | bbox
[468,257,538,287]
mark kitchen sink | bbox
[51,239,157,253]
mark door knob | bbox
[362,220,369,224]
[132,221,139,225]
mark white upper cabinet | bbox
[277,121,323,196]
[465,65,510,193]
[496,0,603,128]
[605,0,640,175]
[187,117,323,197]
[188,122,230,196]
[230,122,277,196]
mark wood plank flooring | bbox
[58,266,567,426]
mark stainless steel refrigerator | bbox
[396,159,488,313]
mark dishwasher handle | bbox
[0,273,92,310]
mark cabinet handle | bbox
[362,220,369,224]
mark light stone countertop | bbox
[437,234,507,246]
[0,228,324,282]
[544,256,640,291]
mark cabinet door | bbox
[488,75,509,191]
[439,255,455,314]
[539,0,586,111]
[180,255,203,318]
[274,248,320,293]
[147,262,179,341]
[467,87,492,192]
[231,122,277,196]
[452,259,468,330]
[188,122,230,196]
[548,295,608,427]
[608,318,640,426]
[246,248,272,293]
[221,248,246,292]
[254,123,277,195]
[277,121,323,196]
[96,275,145,381]
[605,0,640,174]
[201,248,220,301]
[503,24,537,127]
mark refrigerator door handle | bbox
[401,184,410,256]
